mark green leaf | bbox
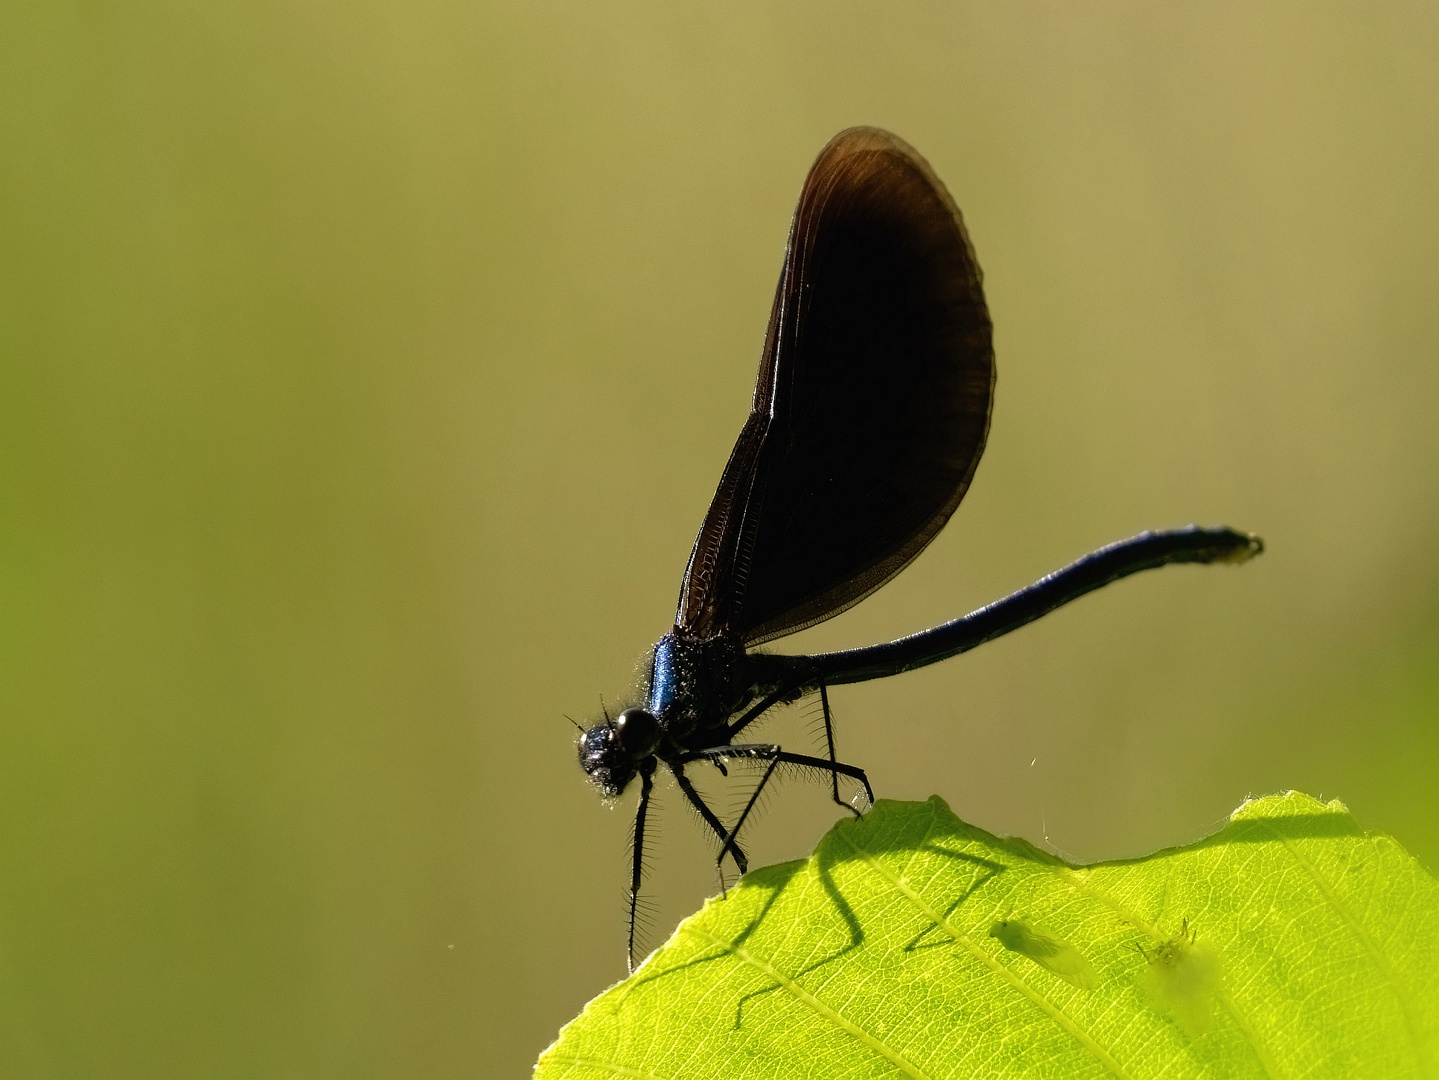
[536,792,1439,1079]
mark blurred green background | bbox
[1,2,1436,1076]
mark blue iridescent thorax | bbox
[645,635,681,717]
[641,632,757,745]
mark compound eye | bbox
[614,708,660,757]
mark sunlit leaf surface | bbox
[536,793,1439,1079]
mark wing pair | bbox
[675,127,995,646]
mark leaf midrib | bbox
[681,923,933,1080]
[544,1056,668,1080]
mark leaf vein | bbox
[1055,869,1286,1080]
[542,1055,670,1079]
[835,828,1135,1080]
[680,924,933,1080]
[1265,822,1432,1078]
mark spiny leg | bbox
[679,745,875,871]
[670,762,748,894]
[683,746,875,806]
[818,679,860,818]
[724,683,794,742]
[626,757,658,975]
[718,754,781,875]
[724,677,865,819]
[762,748,875,808]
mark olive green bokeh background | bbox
[2,4,1436,1076]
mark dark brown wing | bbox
[675,127,994,645]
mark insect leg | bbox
[724,684,794,742]
[766,748,875,807]
[627,757,657,974]
[678,745,875,868]
[818,679,860,818]
[683,745,874,803]
[670,762,748,894]
[717,754,781,875]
